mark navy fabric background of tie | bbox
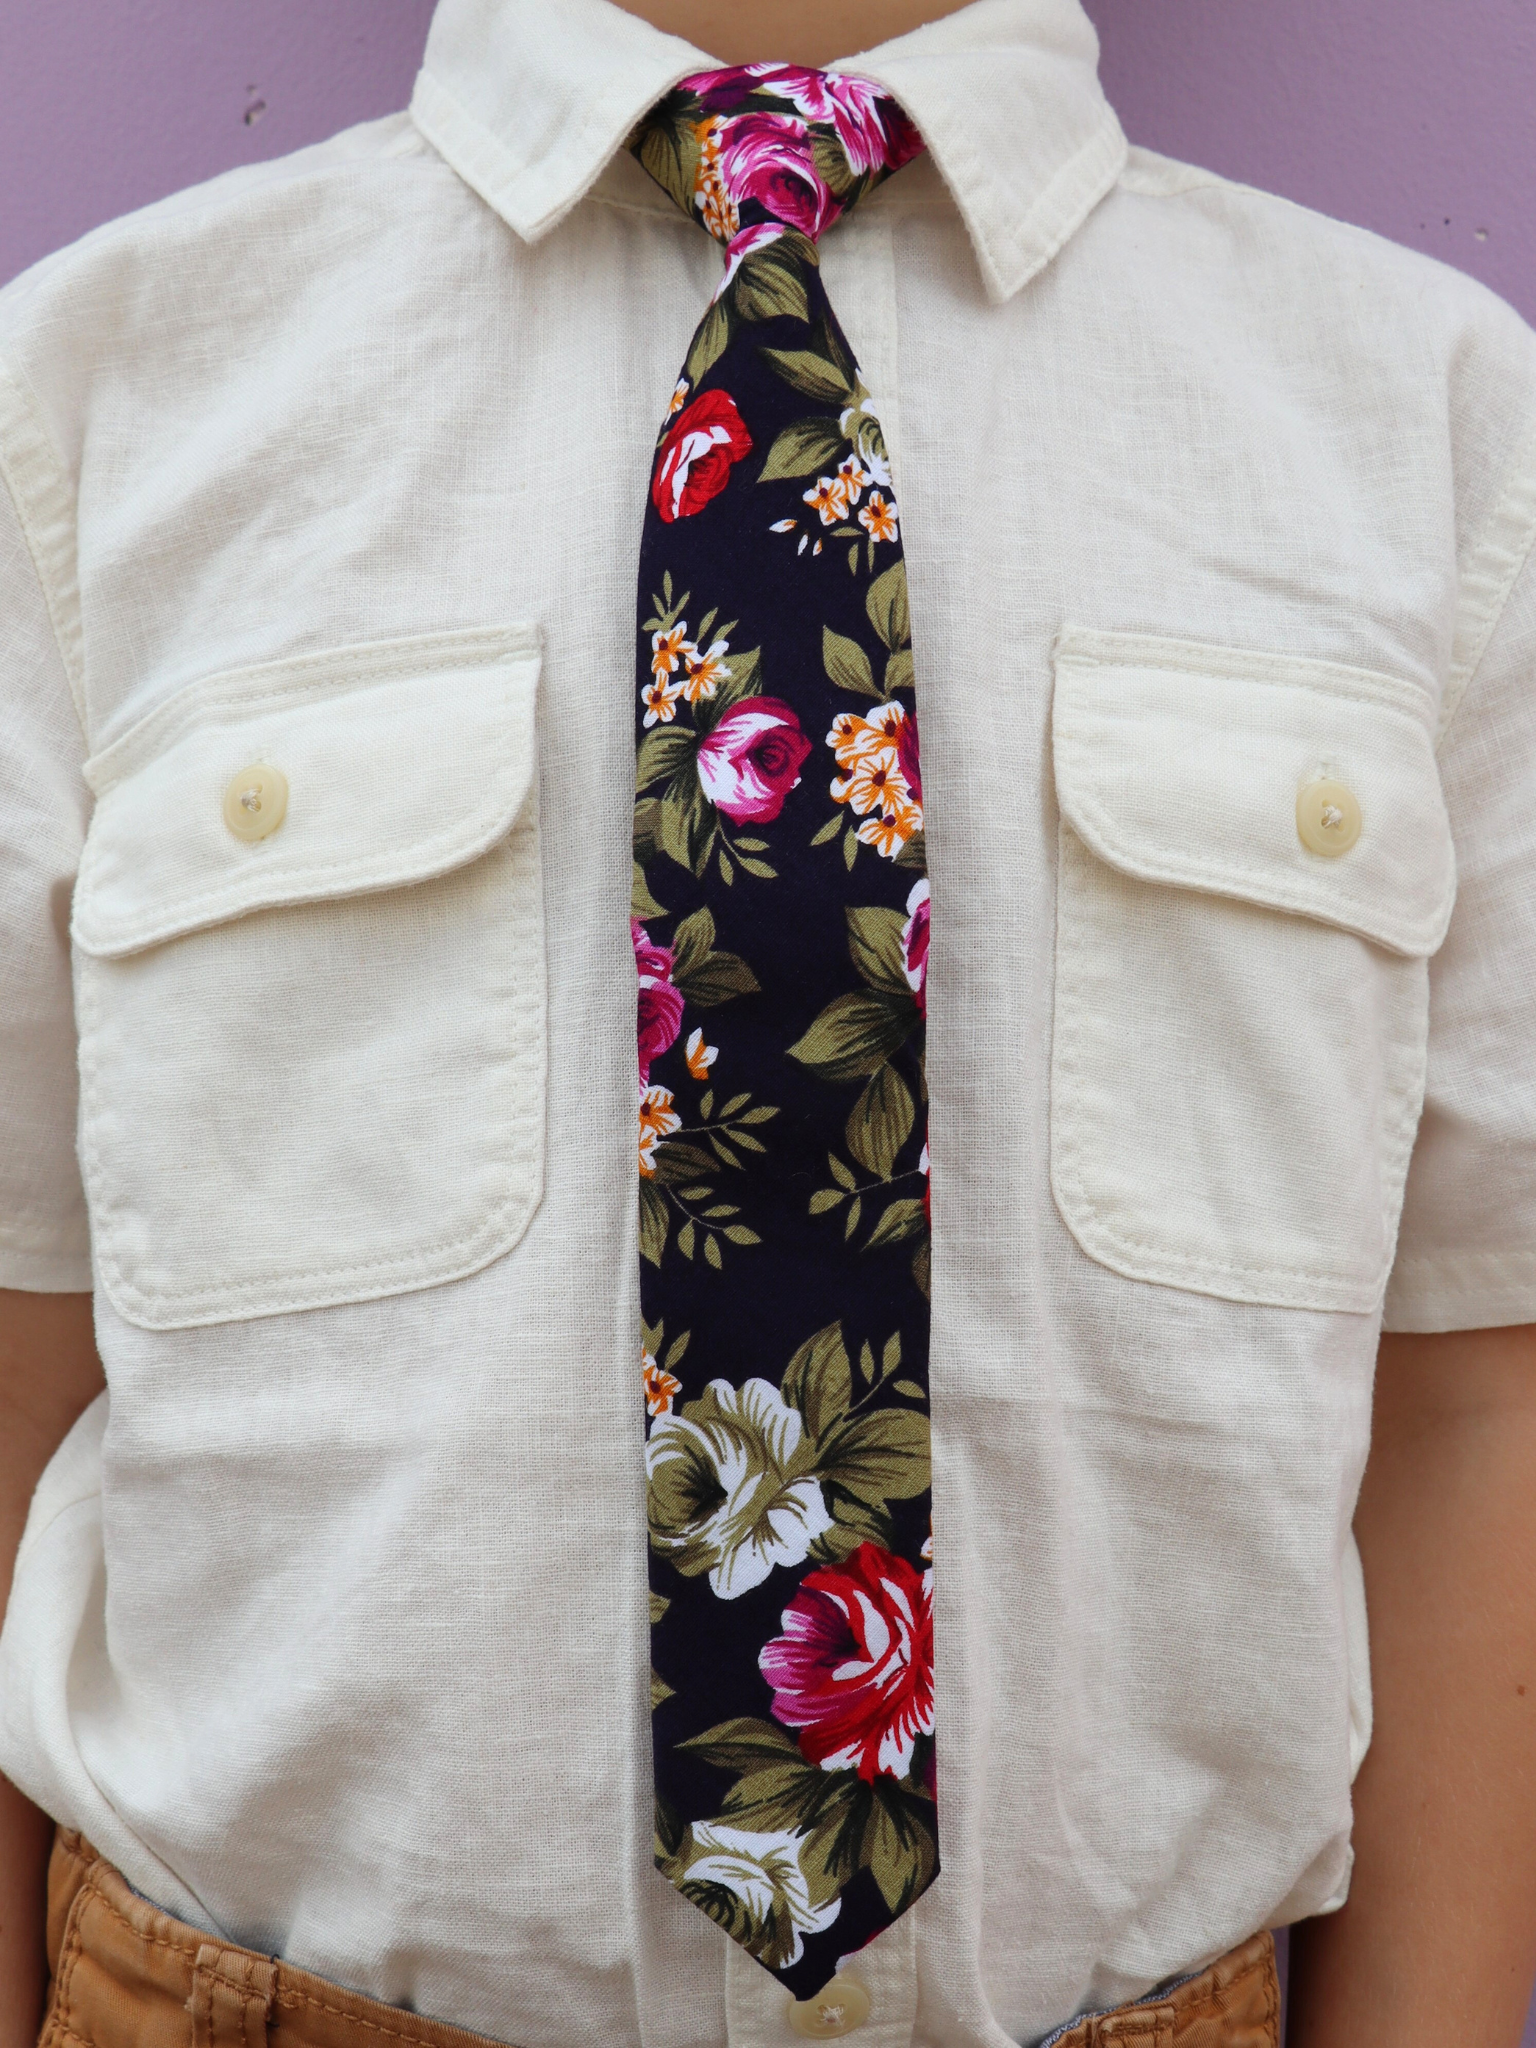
[630,69,939,1998]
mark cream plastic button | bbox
[223,764,288,843]
[787,1976,871,2039]
[1296,778,1361,858]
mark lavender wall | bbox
[2,0,1534,316]
[3,3,1534,2042]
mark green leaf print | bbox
[787,990,918,1085]
[633,861,667,921]
[678,952,761,1007]
[679,1717,803,1776]
[637,723,698,793]
[637,120,691,214]
[634,797,661,864]
[863,1785,939,1913]
[669,908,715,980]
[655,1793,688,1877]
[639,1178,670,1268]
[814,1407,931,1507]
[760,417,847,481]
[810,131,857,199]
[657,776,714,876]
[912,1238,931,1300]
[734,252,811,324]
[862,1197,926,1249]
[822,626,878,699]
[845,1066,915,1181]
[865,562,911,651]
[759,345,856,406]
[780,1322,853,1441]
[807,1492,895,1566]
[685,299,732,386]
[845,906,911,997]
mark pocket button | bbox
[1296,779,1361,858]
[223,765,289,843]
[787,1978,871,2038]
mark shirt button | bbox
[1296,778,1361,858]
[787,1976,872,2038]
[223,764,289,843]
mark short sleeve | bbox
[1385,446,1536,1332]
[0,415,92,1292]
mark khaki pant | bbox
[42,1831,1280,2048]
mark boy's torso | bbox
[3,5,1535,2039]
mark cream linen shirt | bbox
[4,1,1536,2043]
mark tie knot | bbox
[633,65,923,252]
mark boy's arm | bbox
[0,1288,103,2048]
[1287,1322,1536,2048]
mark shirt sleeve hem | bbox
[0,1244,94,1293]
[1382,1250,1536,1333]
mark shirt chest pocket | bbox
[1048,628,1456,1315]
[71,626,545,1330]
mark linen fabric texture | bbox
[0,0,1535,2042]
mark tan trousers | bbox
[42,1831,1280,2048]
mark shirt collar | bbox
[409,0,1126,303]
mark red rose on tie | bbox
[652,390,753,523]
[695,697,812,824]
[758,1543,935,1782]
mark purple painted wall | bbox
[1092,0,1536,325]
[2,3,1534,2042]
[3,0,1534,316]
[0,0,436,286]
[3,2,1535,317]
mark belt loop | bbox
[190,1945,278,2048]
[1091,2005,1174,2048]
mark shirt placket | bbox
[823,209,904,483]
[725,1912,918,2048]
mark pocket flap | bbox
[1052,628,1455,957]
[73,626,540,958]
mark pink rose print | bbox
[815,74,892,176]
[703,66,919,182]
[653,390,753,524]
[759,1542,935,1782]
[874,95,925,175]
[634,918,684,1084]
[717,112,841,241]
[696,697,812,825]
[894,703,923,809]
[902,878,930,1016]
[694,64,773,113]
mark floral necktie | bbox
[629,67,937,1998]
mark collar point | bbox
[968,107,1127,305]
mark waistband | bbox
[42,1829,1279,2048]
[1040,1929,1278,2046]
[42,1831,507,2048]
